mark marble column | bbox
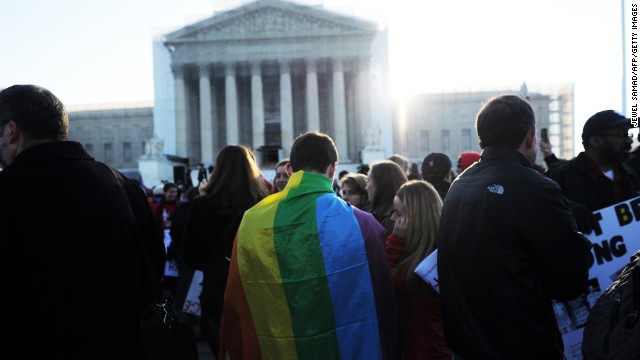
[251,61,265,151]
[357,57,372,150]
[332,58,349,161]
[280,60,294,157]
[173,64,188,157]
[306,59,320,132]
[225,62,239,145]
[198,64,214,164]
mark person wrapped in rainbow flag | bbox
[220,132,398,359]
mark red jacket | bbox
[386,234,451,360]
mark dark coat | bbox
[168,201,190,261]
[372,207,395,236]
[437,146,592,359]
[183,195,243,320]
[424,178,450,201]
[543,152,566,172]
[547,152,640,211]
[0,141,165,358]
[626,145,640,182]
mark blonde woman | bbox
[386,180,451,360]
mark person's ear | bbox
[478,140,484,149]
[525,128,536,149]
[326,162,337,180]
[285,162,293,176]
[5,121,19,143]
[588,135,603,149]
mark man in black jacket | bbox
[421,152,453,200]
[437,95,591,359]
[547,110,639,233]
[0,85,165,358]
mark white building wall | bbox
[370,28,393,159]
[152,39,176,155]
[393,84,574,169]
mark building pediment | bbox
[165,0,377,43]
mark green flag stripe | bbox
[273,172,340,359]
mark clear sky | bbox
[0,0,633,154]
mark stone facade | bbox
[66,2,578,183]
[67,105,154,169]
[393,83,575,168]
[154,0,390,167]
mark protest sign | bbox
[162,229,179,277]
[557,196,640,359]
[183,270,204,316]
[414,249,439,294]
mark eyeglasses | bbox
[597,132,633,139]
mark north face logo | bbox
[487,184,504,195]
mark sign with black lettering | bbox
[558,196,640,359]
[183,270,203,317]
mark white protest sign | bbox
[557,196,640,360]
[164,260,179,278]
[414,249,440,294]
[182,270,203,316]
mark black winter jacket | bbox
[547,152,640,212]
[0,141,165,358]
[183,195,243,319]
[437,146,592,360]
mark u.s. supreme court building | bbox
[153,0,392,168]
[65,0,576,187]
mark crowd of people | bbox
[2,84,639,359]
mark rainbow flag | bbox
[220,171,397,360]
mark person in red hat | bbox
[456,151,480,175]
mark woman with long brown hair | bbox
[183,145,270,356]
[366,160,408,235]
[386,180,450,359]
